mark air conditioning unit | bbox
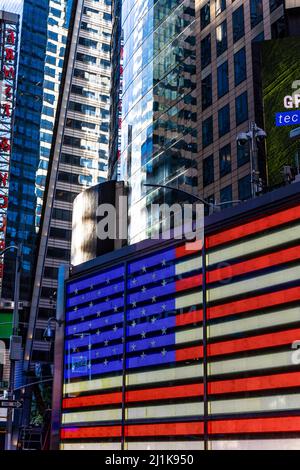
[9,336,22,361]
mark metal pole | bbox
[250,121,259,198]
[5,245,21,451]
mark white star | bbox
[104,339,109,346]
[106,278,110,284]
[89,302,93,307]
[131,320,136,328]
[81,295,85,300]
[72,347,77,353]
[97,311,101,317]
[161,304,167,311]
[96,329,100,335]
[88,322,92,328]
[88,344,91,350]
[105,318,109,324]
[142,266,147,272]
[112,348,117,354]
[114,284,118,291]
[141,308,146,316]
[74,306,78,312]
[81,316,84,321]
[90,284,94,290]
[131,343,136,351]
[97,290,102,296]
[150,340,156,347]
[96,352,99,357]
[121,337,125,343]
[74,289,78,294]
[152,273,156,280]
[140,352,146,360]
[162,259,166,266]
[161,348,167,356]
[141,331,146,339]
[132,278,137,285]
[152,296,156,303]
[114,305,118,312]
[113,325,118,332]
[151,317,156,323]
[87,363,91,370]
[161,279,167,286]
[105,297,110,302]
[141,286,147,293]
[132,301,137,308]
[161,327,167,335]
[104,359,108,366]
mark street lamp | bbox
[0,244,22,451]
[43,317,64,342]
[237,121,267,198]
[143,183,241,213]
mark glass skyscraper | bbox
[110,0,198,244]
[3,0,74,304]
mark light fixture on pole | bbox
[237,121,267,198]
[43,317,64,342]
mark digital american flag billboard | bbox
[59,196,300,450]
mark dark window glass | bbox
[252,31,265,43]
[46,246,70,260]
[216,20,227,56]
[219,143,231,177]
[237,141,250,167]
[218,104,230,137]
[203,154,214,186]
[201,34,211,69]
[202,74,212,110]
[55,189,78,203]
[43,266,59,279]
[235,92,248,125]
[49,226,72,241]
[220,184,233,208]
[52,207,72,222]
[250,0,263,28]
[269,0,283,12]
[238,174,252,200]
[215,0,226,16]
[201,2,210,29]
[217,61,229,98]
[271,16,286,38]
[202,116,213,148]
[234,47,247,86]
[232,5,245,42]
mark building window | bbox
[219,143,231,177]
[220,184,232,208]
[215,0,226,16]
[201,2,210,29]
[271,16,286,38]
[202,116,213,148]
[218,104,230,137]
[232,5,245,42]
[235,92,248,126]
[237,141,250,167]
[201,34,211,69]
[203,154,214,186]
[250,0,263,28]
[269,0,283,12]
[252,31,264,43]
[234,47,247,86]
[238,174,252,200]
[217,61,229,98]
[202,74,212,110]
[216,20,227,56]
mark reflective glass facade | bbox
[118,0,197,244]
[3,0,74,302]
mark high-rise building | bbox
[109,0,198,245]
[109,0,300,243]
[2,0,75,308]
[196,0,300,207]
[23,0,112,375]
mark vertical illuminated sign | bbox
[0,15,18,286]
